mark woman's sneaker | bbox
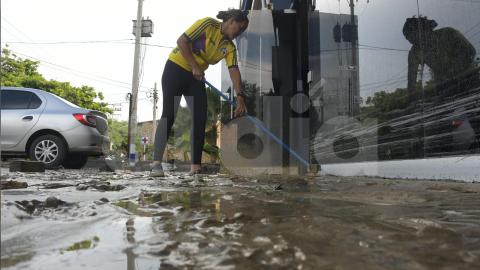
[150,163,165,177]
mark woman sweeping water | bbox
[150,9,249,177]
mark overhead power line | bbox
[1,17,58,61]
[139,42,175,49]
[448,0,480,3]
[3,39,176,49]
[3,39,133,45]
[7,50,151,93]
[358,44,409,52]
[463,21,480,35]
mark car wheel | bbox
[62,154,88,169]
[29,135,67,169]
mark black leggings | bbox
[153,60,207,164]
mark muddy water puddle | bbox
[1,168,480,269]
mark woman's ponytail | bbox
[216,9,249,23]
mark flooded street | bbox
[1,168,480,270]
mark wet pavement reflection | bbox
[1,168,480,269]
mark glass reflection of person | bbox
[403,16,476,100]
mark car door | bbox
[1,90,45,150]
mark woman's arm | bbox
[228,67,247,116]
[177,34,204,81]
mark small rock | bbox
[232,212,245,221]
[155,201,170,206]
[76,184,89,191]
[45,197,64,208]
[358,241,369,248]
[173,206,185,212]
[93,184,126,191]
[15,200,36,214]
[99,198,109,203]
[294,246,307,261]
[31,199,43,206]
[229,212,253,222]
[44,183,74,189]
[94,200,106,205]
[0,180,28,190]
[93,184,110,191]
[201,219,224,227]
[99,164,116,172]
[180,178,194,184]
[112,185,126,191]
[86,180,104,185]
[253,236,271,245]
[17,200,29,207]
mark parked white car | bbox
[1,87,110,169]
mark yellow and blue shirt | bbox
[168,17,238,72]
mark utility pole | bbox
[152,82,158,146]
[126,93,133,160]
[128,0,144,167]
[349,0,359,116]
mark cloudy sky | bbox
[1,0,239,122]
[2,0,479,122]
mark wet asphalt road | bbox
[1,167,480,270]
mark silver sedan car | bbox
[1,87,110,169]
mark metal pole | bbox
[128,0,144,167]
[349,0,358,116]
[127,93,132,159]
[143,144,146,161]
[152,82,158,146]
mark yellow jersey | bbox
[168,17,238,72]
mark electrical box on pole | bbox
[132,17,154,37]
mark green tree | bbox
[165,86,222,162]
[1,46,111,113]
[219,81,260,124]
[170,106,192,161]
[107,119,151,161]
[204,86,221,160]
[108,119,128,155]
